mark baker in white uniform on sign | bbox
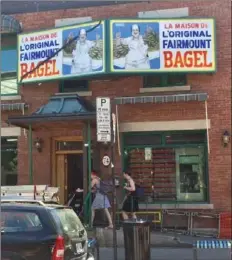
[71,29,99,74]
[115,24,150,70]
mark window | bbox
[124,131,208,203]
[1,211,43,233]
[1,73,18,95]
[1,34,18,96]
[51,208,84,234]
[1,34,18,47]
[1,48,17,73]
[124,134,162,146]
[59,79,88,92]
[1,137,18,185]
[144,74,187,88]
[56,141,83,151]
[165,133,206,144]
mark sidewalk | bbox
[89,228,196,247]
[98,248,231,260]
[93,228,180,247]
[88,228,225,248]
[88,228,231,259]
[88,228,231,248]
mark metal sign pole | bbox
[111,113,118,260]
[96,97,117,259]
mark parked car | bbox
[1,203,95,260]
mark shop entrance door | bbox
[56,154,67,205]
[175,147,205,201]
[56,153,83,204]
[52,137,84,205]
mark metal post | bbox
[87,121,92,227]
[28,124,33,184]
[111,114,118,260]
[193,247,198,260]
[83,123,88,198]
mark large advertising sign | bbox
[18,21,106,83]
[109,19,216,73]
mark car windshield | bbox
[51,208,84,234]
[1,211,43,233]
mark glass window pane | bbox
[165,133,206,144]
[128,148,176,200]
[1,49,17,73]
[1,34,17,47]
[1,77,18,95]
[167,74,187,86]
[1,211,43,233]
[51,208,84,233]
[175,147,206,201]
[56,141,83,151]
[125,145,207,202]
[144,75,162,87]
[61,79,88,92]
[144,74,187,88]
[1,137,18,186]
[124,134,162,146]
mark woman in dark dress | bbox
[121,172,139,220]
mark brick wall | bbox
[5,0,231,211]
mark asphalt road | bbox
[98,248,231,260]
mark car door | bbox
[1,208,57,260]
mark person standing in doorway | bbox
[121,172,139,220]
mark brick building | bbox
[1,0,231,221]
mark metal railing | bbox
[82,193,221,238]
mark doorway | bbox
[67,154,83,195]
[175,147,205,201]
[52,136,85,205]
[55,153,84,204]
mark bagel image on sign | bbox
[109,18,216,73]
[18,20,106,83]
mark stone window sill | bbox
[55,91,92,97]
[1,95,21,101]
[140,85,191,93]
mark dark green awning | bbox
[8,94,96,129]
[34,94,94,115]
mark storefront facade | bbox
[2,0,231,216]
[1,15,24,186]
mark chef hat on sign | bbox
[79,28,86,35]
[131,24,140,32]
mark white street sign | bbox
[96,97,111,142]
